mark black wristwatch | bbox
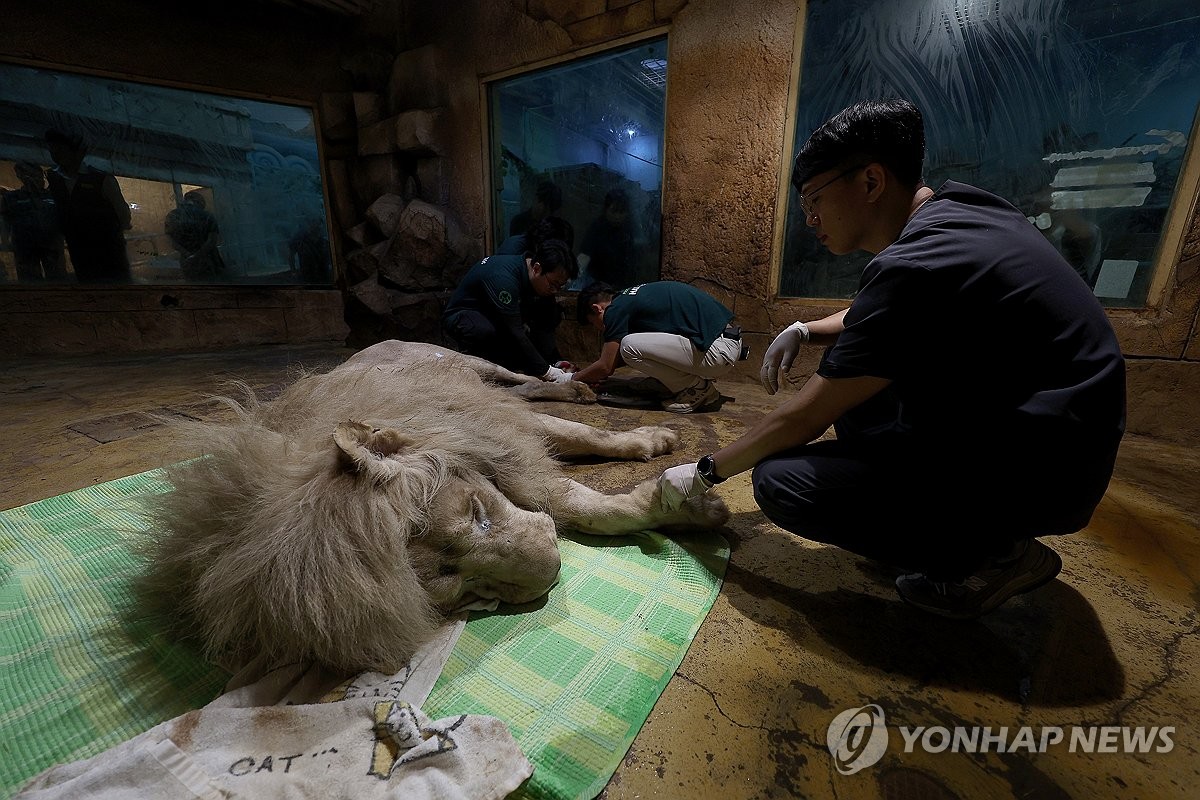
[697,454,726,485]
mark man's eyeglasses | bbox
[799,164,866,218]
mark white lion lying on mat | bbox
[137,340,728,675]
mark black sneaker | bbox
[894,539,1062,620]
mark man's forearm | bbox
[805,308,849,346]
[501,315,551,375]
[572,361,611,384]
[709,373,891,480]
[710,389,831,480]
[572,340,621,385]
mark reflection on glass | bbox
[0,159,66,281]
[489,38,667,291]
[0,62,332,286]
[781,0,1200,308]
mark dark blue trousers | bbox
[750,390,1111,579]
[442,307,560,375]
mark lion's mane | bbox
[137,360,565,673]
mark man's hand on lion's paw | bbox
[658,462,713,511]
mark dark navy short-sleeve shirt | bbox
[818,181,1125,455]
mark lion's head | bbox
[138,361,566,673]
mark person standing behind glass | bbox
[0,161,66,282]
[289,217,332,283]
[495,215,574,257]
[577,188,638,291]
[164,190,226,281]
[44,129,131,283]
[509,179,562,237]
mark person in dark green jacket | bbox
[442,238,576,378]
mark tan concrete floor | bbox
[2,344,1198,799]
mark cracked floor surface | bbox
[2,344,1196,799]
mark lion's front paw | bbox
[568,381,598,404]
[651,487,729,531]
[682,491,730,528]
[624,425,680,460]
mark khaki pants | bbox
[618,332,741,393]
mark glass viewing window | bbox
[488,37,668,291]
[780,0,1200,308]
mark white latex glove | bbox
[542,365,568,382]
[659,463,713,511]
[552,370,575,384]
[759,321,810,395]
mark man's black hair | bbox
[533,238,577,280]
[576,281,615,324]
[526,216,575,252]
[791,98,925,192]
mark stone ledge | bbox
[0,288,346,357]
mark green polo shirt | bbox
[602,281,733,352]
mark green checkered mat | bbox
[0,470,230,798]
[425,529,729,800]
[1,471,728,800]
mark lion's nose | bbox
[505,509,560,583]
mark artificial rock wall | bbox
[317,43,476,347]
[323,0,1200,444]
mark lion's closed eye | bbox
[472,495,492,533]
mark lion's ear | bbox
[333,421,415,480]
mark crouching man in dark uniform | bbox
[658,99,1125,619]
[442,238,576,380]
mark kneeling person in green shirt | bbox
[565,281,746,413]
